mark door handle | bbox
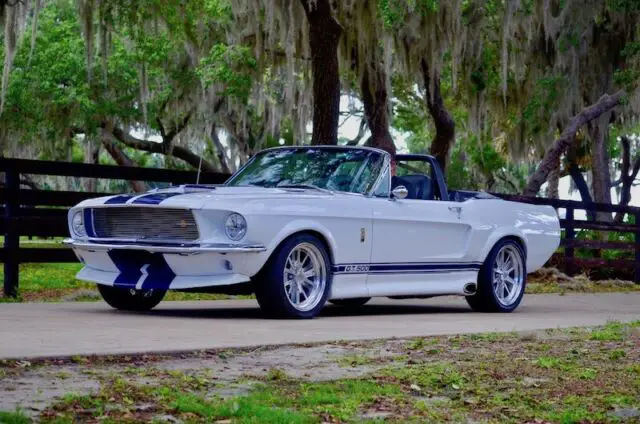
[448,206,462,219]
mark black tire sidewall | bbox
[471,239,527,313]
[255,233,333,319]
[97,284,166,311]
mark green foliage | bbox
[607,0,640,12]
[521,75,565,139]
[197,44,257,101]
[614,41,640,90]
[0,410,31,424]
[378,0,439,30]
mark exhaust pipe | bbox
[463,282,477,295]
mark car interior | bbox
[391,160,441,201]
[391,174,435,200]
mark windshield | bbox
[227,147,386,194]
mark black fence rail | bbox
[1,158,229,297]
[497,194,640,283]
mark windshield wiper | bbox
[276,183,334,194]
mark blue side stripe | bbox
[104,195,135,204]
[333,262,482,275]
[108,250,176,290]
[83,208,96,237]
[131,192,181,205]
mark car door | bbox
[366,158,474,293]
[369,197,471,263]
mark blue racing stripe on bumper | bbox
[108,250,176,290]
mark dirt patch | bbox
[1,322,638,423]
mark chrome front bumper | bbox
[63,238,267,254]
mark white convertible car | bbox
[66,146,560,318]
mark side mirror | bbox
[391,185,408,200]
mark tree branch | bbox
[107,124,218,172]
[523,90,627,196]
[100,128,147,193]
[347,119,367,146]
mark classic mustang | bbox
[65,146,560,318]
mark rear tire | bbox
[253,234,332,319]
[97,284,166,311]
[329,297,371,307]
[466,239,526,313]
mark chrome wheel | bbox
[492,245,524,306]
[283,242,327,312]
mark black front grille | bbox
[91,207,199,240]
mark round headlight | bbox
[224,213,247,241]
[72,211,86,237]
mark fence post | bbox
[564,207,575,276]
[635,211,640,284]
[3,168,19,297]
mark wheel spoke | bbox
[301,277,315,288]
[288,283,297,303]
[491,245,524,306]
[282,243,328,312]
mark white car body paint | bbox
[65,147,561,301]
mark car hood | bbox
[77,185,340,209]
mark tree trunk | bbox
[210,123,231,174]
[612,136,640,223]
[546,157,560,199]
[421,59,455,173]
[588,112,613,221]
[300,0,342,145]
[568,162,596,221]
[100,131,147,193]
[83,139,100,192]
[361,66,395,156]
[523,90,626,196]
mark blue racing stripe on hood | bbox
[104,195,135,204]
[131,192,182,205]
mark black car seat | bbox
[391,174,434,200]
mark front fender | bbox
[266,219,339,264]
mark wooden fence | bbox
[0,158,229,297]
[497,194,640,283]
[1,158,639,298]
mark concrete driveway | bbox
[1,293,638,359]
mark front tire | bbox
[97,284,166,311]
[254,234,332,319]
[466,239,526,313]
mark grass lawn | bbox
[1,321,638,423]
